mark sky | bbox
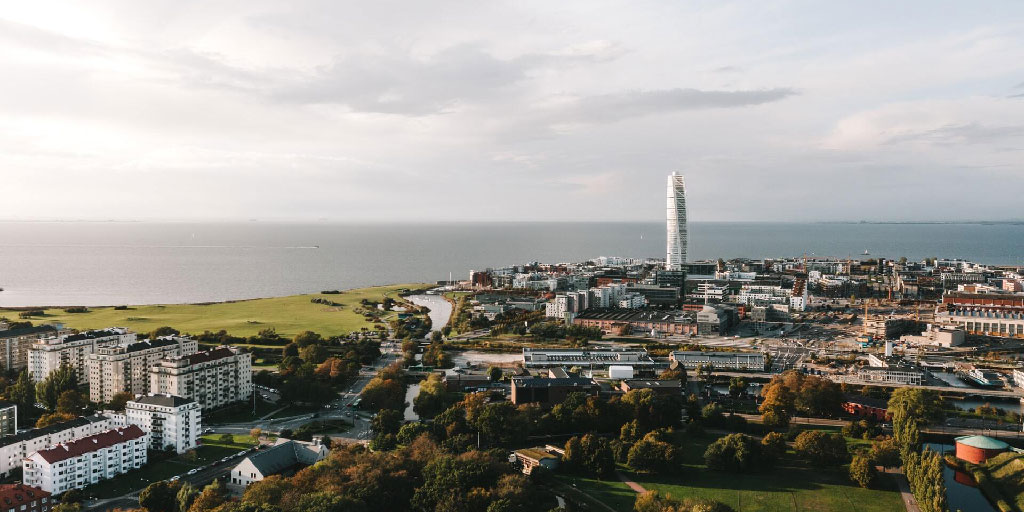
[1,0,1022,222]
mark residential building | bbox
[125,394,201,454]
[666,172,687,269]
[0,402,15,437]
[0,324,62,372]
[23,425,148,494]
[669,351,765,371]
[28,328,136,383]
[149,347,253,410]
[86,336,198,403]
[0,484,51,512]
[227,438,328,494]
[0,415,115,477]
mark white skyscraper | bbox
[666,172,687,269]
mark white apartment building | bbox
[149,347,253,410]
[28,328,136,383]
[0,415,116,477]
[23,425,148,494]
[86,336,198,404]
[126,394,201,454]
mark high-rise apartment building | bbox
[666,172,687,270]
[86,337,198,404]
[125,394,201,454]
[149,347,253,410]
[28,328,136,383]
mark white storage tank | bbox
[608,365,634,379]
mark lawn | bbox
[601,432,905,512]
[554,474,637,512]
[204,398,282,424]
[1,283,431,338]
[84,434,257,499]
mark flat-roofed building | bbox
[23,425,147,494]
[149,347,252,410]
[510,377,598,406]
[0,324,63,372]
[28,328,136,383]
[669,351,765,371]
[572,309,697,336]
[0,402,15,437]
[126,394,201,454]
[619,379,683,395]
[522,347,658,370]
[86,336,198,403]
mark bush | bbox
[63,306,88,313]
[793,431,849,467]
[627,436,680,473]
[761,432,787,459]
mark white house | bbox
[227,438,328,494]
[125,394,201,454]
[23,425,148,494]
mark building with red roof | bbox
[0,484,51,512]
[23,425,148,494]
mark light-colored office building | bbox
[669,351,765,371]
[23,425,148,494]
[125,394,201,454]
[86,336,198,404]
[149,347,253,410]
[28,328,136,383]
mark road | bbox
[732,412,1024,439]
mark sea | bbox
[0,221,1022,307]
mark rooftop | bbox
[33,425,146,464]
[129,394,196,408]
[512,377,597,389]
[955,435,1010,451]
[0,484,49,508]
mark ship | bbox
[959,368,1004,388]
[862,249,870,255]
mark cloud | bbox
[886,123,1024,146]
[550,87,797,124]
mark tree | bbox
[149,326,180,338]
[413,373,450,419]
[299,344,329,364]
[728,377,748,398]
[139,480,181,512]
[487,366,503,382]
[849,454,877,488]
[250,428,263,443]
[56,390,86,415]
[759,382,794,428]
[7,370,35,412]
[397,422,431,445]
[371,409,403,438]
[634,491,734,512]
[106,391,133,411]
[293,330,322,347]
[563,434,614,477]
[189,479,229,512]
[35,364,78,411]
[793,431,849,466]
[177,482,200,512]
[36,412,76,428]
[627,435,680,473]
[704,434,772,473]
[472,401,528,448]
[888,388,943,456]
[870,436,902,469]
[761,432,787,460]
[905,449,947,512]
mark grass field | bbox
[563,432,905,512]
[0,283,432,338]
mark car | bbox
[203,428,214,434]
[187,469,199,475]
[170,476,181,481]
[237,451,247,456]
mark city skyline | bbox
[0,2,1022,222]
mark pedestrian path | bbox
[885,467,921,512]
[616,471,647,494]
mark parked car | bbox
[187,469,198,475]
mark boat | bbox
[862,249,870,255]
[960,368,1003,388]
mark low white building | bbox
[23,425,148,494]
[227,438,328,494]
[0,415,116,477]
[125,394,201,454]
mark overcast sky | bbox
[1,1,1023,222]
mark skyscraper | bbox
[666,172,687,270]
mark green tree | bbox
[728,377,748,398]
[472,401,528,447]
[849,454,877,488]
[396,422,431,445]
[487,366,503,381]
[106,390,134,411]
[371,409,403,438]
[139,480,181,512]
[6,370,35,412]
[869,436,902,468]
[177,482,200,512]
[793,431,849,467]
[412,373,450,419]
[564,434,615,477]
[704,433,771,473]
[905,449,947,512]
[35,364,78,411]
[888,388,942,456]
[56,390,86,415]
[627,435,680,473]
[300,344,329,364]
[149,326,181,338]
[293,330,322,347]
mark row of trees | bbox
[887,388,947,512]
[758,371,844,428]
